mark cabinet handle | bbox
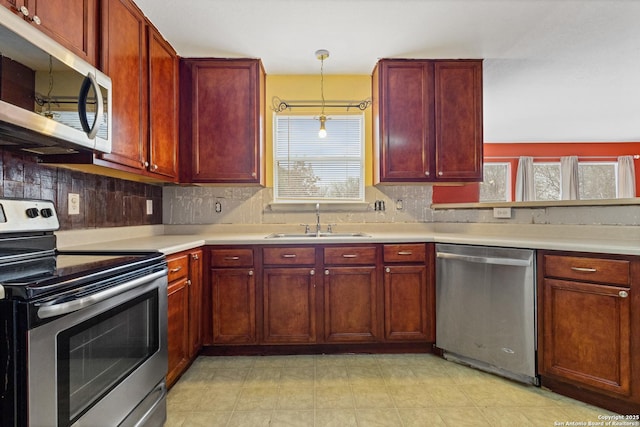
[570,266,597,273]
[282,254,297,258]
[310,269,315,276]
[248,270,254,276]
[342,254,357,258]
[224,256,240,260]
[619,290,629,298]
[385,267,391,273]
[170,266,182,273]
[397,251,413,256]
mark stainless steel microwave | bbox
[0,6,111,155]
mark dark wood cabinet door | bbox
[383,264,430,341]
[167,278,189,388]
[323,266,378,343]
[188,250,203,358]
[99,0,148,171]
[211,268,256,344]
[1,0,98,65]
[375,60,433,182]
[147,25,178,180]
[31,0,98,65]
[541,278,631,396]
[182,59,264,184]
[263,267,317,343]
[434,60,483,181]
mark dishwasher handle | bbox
[436,251,532,267]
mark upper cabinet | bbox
[99,0,148,173]
[42,0,179,182]
[179,58,265,185]
[372,59,483,183]
[147,23,179,180]
[1,0,98,65]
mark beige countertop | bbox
[55,223,640,256]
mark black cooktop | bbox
[0,251,166,301]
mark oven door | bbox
[27,269,167,427]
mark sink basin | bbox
[265,232,371,239]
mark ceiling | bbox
[135,0,640,142]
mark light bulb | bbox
[318,115,327,138]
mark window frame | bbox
[272,113,366,204]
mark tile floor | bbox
[166,353,618,427]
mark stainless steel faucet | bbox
[315,203,321,235]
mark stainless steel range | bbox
[0,198,168,427]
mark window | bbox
[533,163,561,201]
[274,114,364,202]
[578,162,617,199]
[530,161,618,201]
[480,163,510,202]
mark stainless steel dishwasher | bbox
[435,243,538,385]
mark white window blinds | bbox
[274,115,364,202]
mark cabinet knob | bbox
[144,161,149,167]
[192,253,199,260]
[248,270,254,276]
[186,279,191,286]
[324,270,329,275]
[310,269,315,276]
[18,6,29,16]
[385,267,391,273]
[32,15,41,25]
[425,171,430,176]
[619,290,629,298]
[438,171,443,176]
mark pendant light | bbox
[316,49,329,138]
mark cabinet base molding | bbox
[200,342,434,357]
[540,376,640,416]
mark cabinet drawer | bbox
[324,246,376,265]
[263,247,315,265]
[383,244,426,263]
[210,249,254,267]
[167,254,189,282]
[543,255,630,286]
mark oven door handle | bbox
[36,269,168,319]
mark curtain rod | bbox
[485,154,640,160]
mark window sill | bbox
[268,201,369,212]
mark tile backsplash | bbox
[0,150,162,230]
[162,185,433,225]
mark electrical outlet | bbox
[493,207,512,218]
[68,193,80,215]
[146,200,153,215]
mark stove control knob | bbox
[40,208,54,218]
[26,208,40,218]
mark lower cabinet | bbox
[262,246,317,343]
[538,251,639,414]
[205,243,434,348]
[166,248,203,388]
[383,244,434,342]
[263,267,317,343]
[323,246,379,343]
[210,248,257,344]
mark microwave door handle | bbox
[78,72,104,139]
[36,268,167,319]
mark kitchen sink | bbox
[265,232,371,239]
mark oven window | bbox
[56,290,159,426]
